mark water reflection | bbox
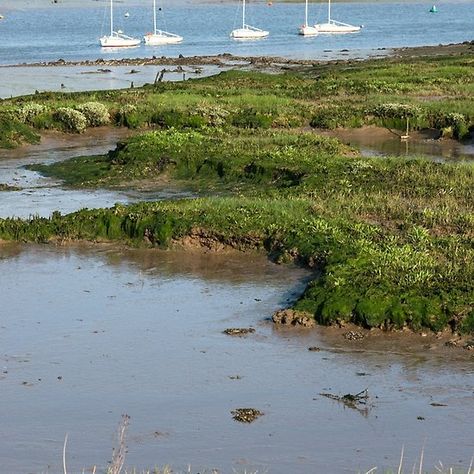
[326,127,474,162]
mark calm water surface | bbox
[0,129,193,218]
[0,1,473,64]
[323,128,474,162]
[0,243,473,474]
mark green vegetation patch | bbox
[1,52,473,333]
[0,115,39,148]
[2,125,473,333]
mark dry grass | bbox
[361,446,474,474]
[108,414,130,474]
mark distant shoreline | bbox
[0,0,465,10]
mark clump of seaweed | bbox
[223,328,256,336]
[231,408,264,423]
[319,389,372,417]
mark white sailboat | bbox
[144,0,183,45]
[299,0,318,36]
[314,0,361,33]
[100,0,141,48]
[231,0,269,40]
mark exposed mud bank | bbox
[171,227,266,254]
[274,319,474,358]
[4,41,474,72]
[168,231,473,353]
[4,52,312,70]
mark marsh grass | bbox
[0,115,40,148]
[1,53,473,147]
[1,52,473,333]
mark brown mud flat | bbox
[392,40,474,59]
[317,125,442,143]
[273,319,474,361]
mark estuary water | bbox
[0,129,193,218]
[0,243,473,474]
[0,1,473,65]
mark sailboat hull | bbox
[231,27,269,39]
[100,35,141,47]
[145,0,183,45]
[144,32,183,45]
[231,0,269,40]
[100,0,140,48]
[299,25,319,36]
[314,21,361,33]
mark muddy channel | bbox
[322,126,474,163]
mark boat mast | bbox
[153,0,157,34]
[327,0,331,23]
[304,0,308,27]
[110,0,114,36]
[242,0,246,28]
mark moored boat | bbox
[314,0,361,33]
[231,0,269,40]
[100,0,140,48]
[144,0,183,45]
[299,0,318,36]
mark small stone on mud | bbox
[308,346,321,352]
[343,331,365,341]
[223,328,255,336]
[463,340,474,350]
[231,408,263,423]
[445,339,459,347]
[272,309,315,328]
